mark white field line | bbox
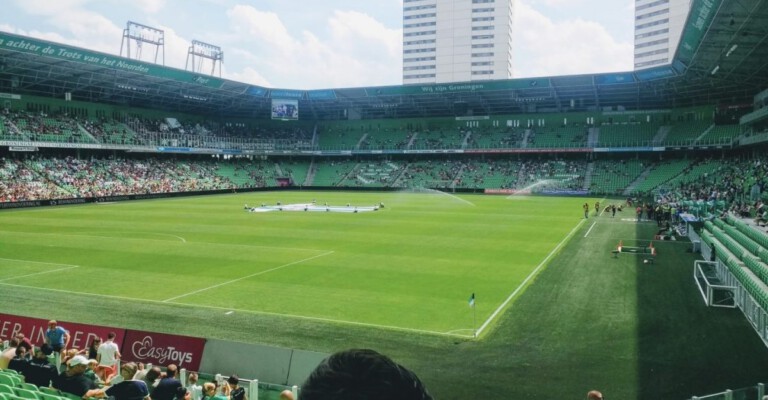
[0,230,185,244]
[0,257,80,267]
[0,281,474,339]
[474,217,587,337]
[0,265,80,282]
[162,251,336,302]
[584,222,597,238]
[144,233,186,243]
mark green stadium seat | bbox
[35,393,64,400]
[0,385,15,395]
[0,376,19,389]
[35,389,60,398]
[13,388,41,400]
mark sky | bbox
[0,0,636,90]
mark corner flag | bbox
[468,293,475,308]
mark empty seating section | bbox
[632,159,691,194]
[310,160,358,186]
[664,120,711,146]
[402,160,461,189]
[410,130,465,150]
[360,130,412,150]
[597,122,661,147]
[456,159,521,188]
[699,124,740,144]
[338,161,404,187]
[317,125,365,149]
[527,125,587,148]
[467,128,523,149]
[589,160,644,195]
[703,215,768,312]
[279,160,311,185]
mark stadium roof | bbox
[0,0,766,119]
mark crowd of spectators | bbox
[2,322,462,400]
[0,157,240,202]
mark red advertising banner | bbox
[120,330,205,370]
[0,313,125,350]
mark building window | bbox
[472,52,494,57]
[635,28,668,39]
[635,48,668,58]
[471,43,494,48]
[404,21,437,28]
[636,18,668,29]
[403,48,436,54]
[472,17,495,22]
[404,13,436,20]
[471,70,494,75]
[472,34,495,40]
[472,0,494,3]
[635,38,668,48]
[472,26,494,31]
[472,61,494,66]
[404,39,436,45]
[405,30,436,37]
[404,73,436,79]
[635,59,667,68]
[404,56,437,62]
[636,0,669,11]
[404,4,436,11]
[403,65,436,71]
[636,8,669,20]
[473,8,494,12]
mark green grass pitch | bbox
[2,191,768,399]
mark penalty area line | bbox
[475,217,587,337]
[0,281,473,339]
[0,265,81,282]
[162,251,336,302]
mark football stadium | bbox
[3,0,768,399]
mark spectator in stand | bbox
[175,387,192,400]
[201,382,228,400]
[80,337,101,360]
[8,346,29,374]
[299,349,433,400]
[0,338,19,369]
[152,364,183,400]
[105,362,150,400]
[278,390,294,400]
[137,365,163,390]
[227,375,247,400]
[24,344,58,388]
[587,390,604,400]
[15,333,34,359]
[45,319,71,353]
[53,355,103,399]
[186,372,203,400]
[96,332,121,382]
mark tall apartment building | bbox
[402,0,515,85]
[634,0,692,69]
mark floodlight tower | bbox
[119,21,165,65]
[185,40,223,77]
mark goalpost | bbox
[693,260,736,308]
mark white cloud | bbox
[224,5,401,89]
[223,66,271,87]
[133,0,166,14]
[513,0,633,78]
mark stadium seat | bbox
[0,376,19,389]
[15,385,36,393]
[13,388,41,400]
[0,385,15,395]
[35,393,63,400]
[35,389,60,397]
